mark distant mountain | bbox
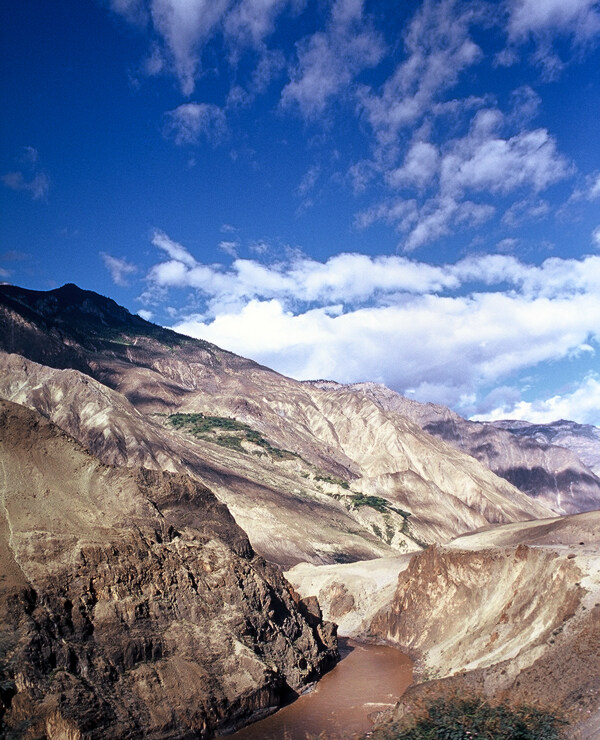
[332,381,600,515]
[491,419,600,476]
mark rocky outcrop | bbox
[364,514,600,736]
[286,556,412,636]
[0,400,337,738]
[370,544,584,677]
[341,381,600,515]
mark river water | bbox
[228,640,413,740]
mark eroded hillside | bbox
[0,284,554,567]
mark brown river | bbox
[228,639,413,740]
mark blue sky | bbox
[2,0,600,424]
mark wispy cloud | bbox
[504,0,600,76]
[507,0,600,43]
[358,0,484,151]
[356,105,571,250]
[101,252,138,286]
[281,0,384,118]
[163,102,227,145]
[1,172,49,201]
[2,147,50,201]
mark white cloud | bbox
[101,253,138,286]
[172,290,600,419]
[472,372,600,425]
[358,0,483,148]
[142,231,600,421]
[219,240,239,257]
[358,107,570,249]
[502,197,550,226]
[440,112,571,195]
[224,0,289,49]
[586,172,600,200]
[138,308,154,321]
[593,226,600,248]
[505,0,600,77]
[387,141,439,189]
[151,229,198,266]
[1,171,49,201]
[163,102,227,145]
[149,0,232,96]
[496,237,519,253]
[296,164,320,197]
[281,0,384,117]
[507,0,600,43]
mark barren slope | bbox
[0,353,406,567]
[0,284,555,561]
[0,400,337,738]
[492,418,600,477]
[339,381,600,515]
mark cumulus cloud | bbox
[141,230,600,421]
[101,252,138,286]
[473,372,600,425]
[163,102,227,145]
[281,0,384,117]
[172,291,600,418]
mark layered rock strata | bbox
[365,513,600,737]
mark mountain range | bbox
[1,283,599,738]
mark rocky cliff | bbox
[0,400,337,739]
[364,513,600,737]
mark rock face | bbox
[370,544,584,678]
[0,284,554,568]
[0,400,337,739]
[341,381,600,515]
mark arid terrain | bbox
[1,283,599,738]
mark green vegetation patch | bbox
[168,412,297,459]
[372,696,567,740]
[347,493,411,519]
[314,473,350,489]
